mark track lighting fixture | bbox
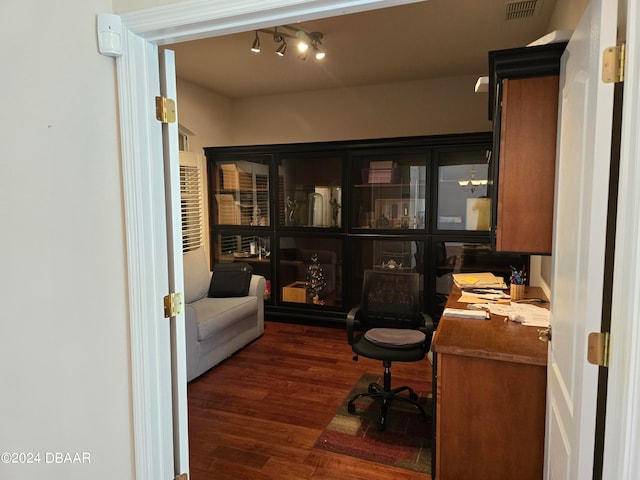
[250,31,261,53]
[249,24,326,61]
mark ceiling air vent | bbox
[505,0,540,20]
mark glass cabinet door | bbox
[278,236,342,307]
[348,238,425,308]
[435,148,491,232]
[350,151,427,231]
[277,153,343,228]
[214,233,272,301]
[211,156,271,227]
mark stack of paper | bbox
[452,272,507,289]
[457,291,510,303]
[442,308,490,320]
[468,303,550,327]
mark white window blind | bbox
[179,152,207,253]
[219,234,254,256]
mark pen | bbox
[509,265,526,285]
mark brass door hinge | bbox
[175,474,188,480]
[163,292,184,318]
[602,44,625,83]
[155,95,176,123]
[587,332,610,367]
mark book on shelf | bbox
[369,160,396,169]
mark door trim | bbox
[116,28,174,479]
[603,1,640,476]
[115,1,426,478]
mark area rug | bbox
[314,372,432,473]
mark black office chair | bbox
[346,269,433,431]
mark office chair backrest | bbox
[359,270,422,330]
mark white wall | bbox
[177,78,234,152]
[229,75,491,145]
[176,74,491,149]
[548,0,590,32]
[0,1,134,479]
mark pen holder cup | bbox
[510,284,525,301]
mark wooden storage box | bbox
[282,281,308,303]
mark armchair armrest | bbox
[248,274,266,299]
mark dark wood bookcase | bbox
[204,133,529,324]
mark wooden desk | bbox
[432,286,548,480]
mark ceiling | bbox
[165,0,560,99]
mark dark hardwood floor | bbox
[187,321,432,480]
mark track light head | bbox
[311,39,325,60]
[250,25,326,61]
[250,31,261,53]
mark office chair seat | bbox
[352,329,427,362]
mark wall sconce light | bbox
[250,25,326,61]
[458,166,488,193]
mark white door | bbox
[159,49,190,477]
[545,0,617,478]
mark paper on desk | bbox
[469,303,550,327]
[458,291,510,303]
[453,272,507,289]
[442,308,490,320]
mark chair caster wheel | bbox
[347,403,356,414]
[368,384,377,393]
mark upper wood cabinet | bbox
[489,43,567,254]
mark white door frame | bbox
[113,0,640,478]
[603,1,640,477]
[114,1,426,478]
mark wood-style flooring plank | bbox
[187,321,432,479]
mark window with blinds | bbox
[179,152,207,253]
